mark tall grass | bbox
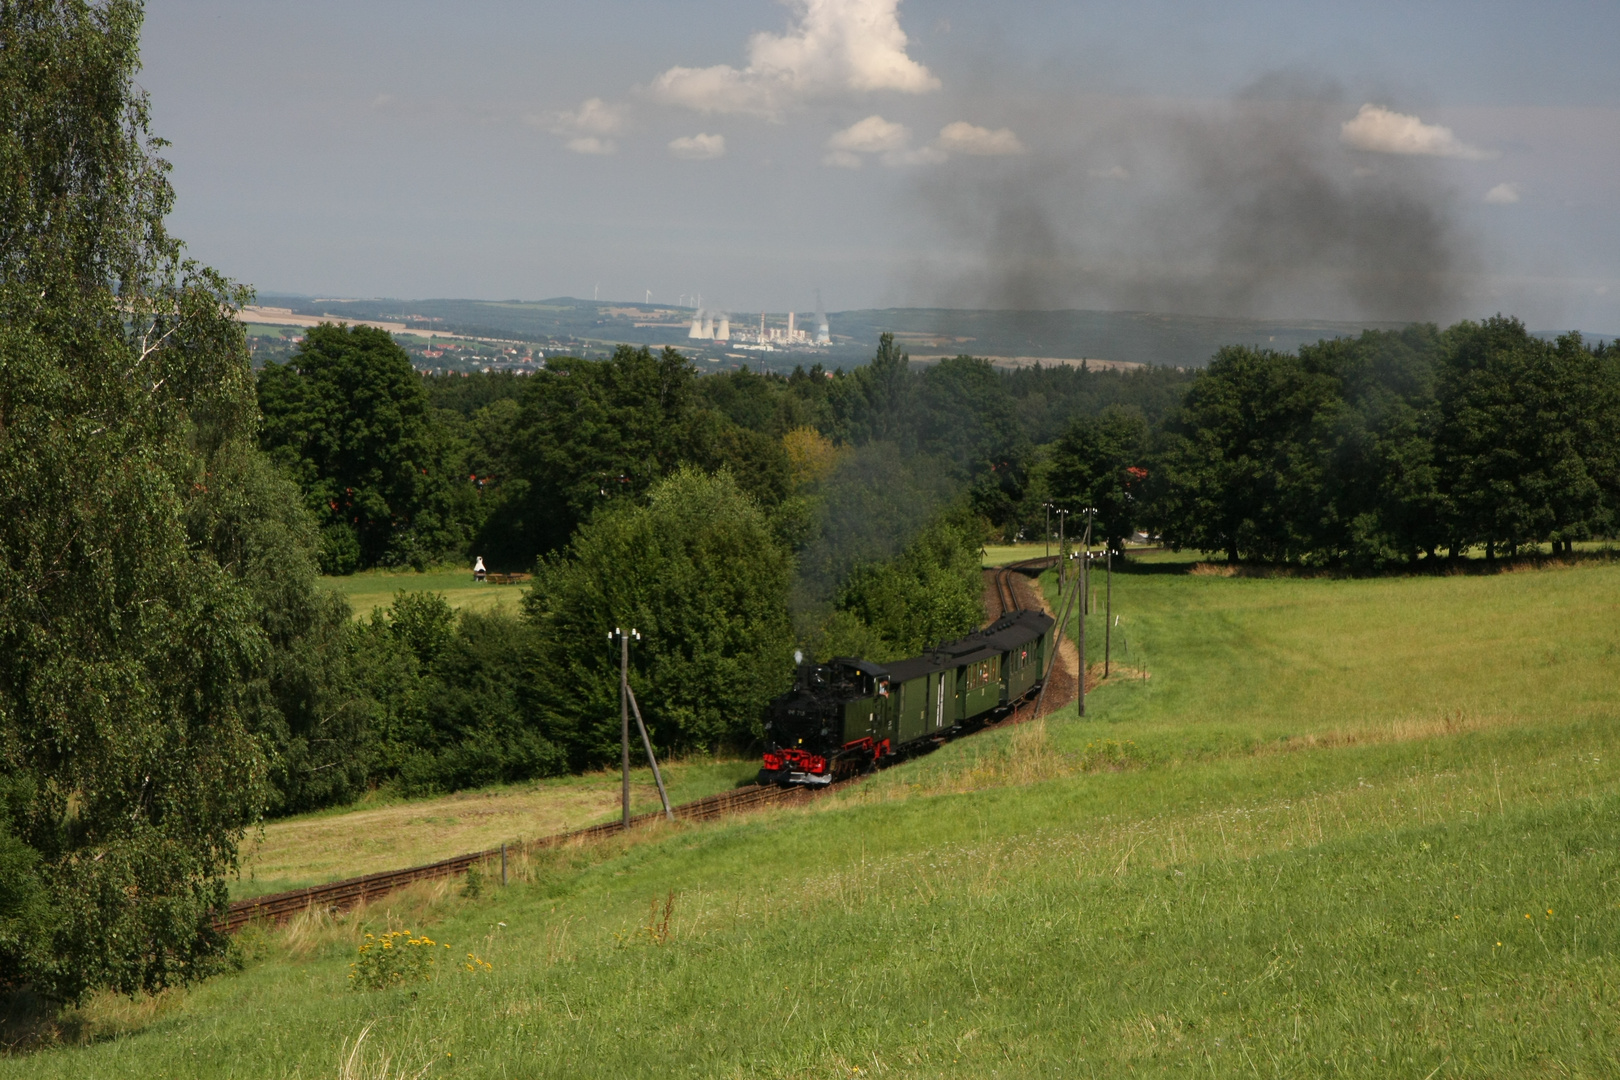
[6,561,1620,1077]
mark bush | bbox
[348,931,447,991]
[351,594,565,796]
[525,468,795,764]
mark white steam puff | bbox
[1483,182,1521,204]
[1340,104,1492,160]
[537,97,629,154]
[668,133,727,160]
[652,0,938,118]
[935,121,1024,156]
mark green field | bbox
[9,559,1620,1076]
[319,568,528,619]
[232,758,760,901]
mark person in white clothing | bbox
[473,556,487,582]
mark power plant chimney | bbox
[787,311,795,340]
[688,307,706,339]
[716,314,730,341]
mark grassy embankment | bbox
[8,557,1620,1076]
[232,758,760,901]
[318,568,526,620]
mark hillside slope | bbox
[8,557,1619,1077]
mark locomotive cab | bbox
[760,658,888,785]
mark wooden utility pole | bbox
[627,685,674,820]
[619,628,631,827]
[1104,549,1112,678]
[1078,553,1087,717]
[1082,507,1095,614]
[1056,509,1071,593]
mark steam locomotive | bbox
[760,608,1055,785]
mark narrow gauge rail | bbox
[218,784,817,932]
[991,554,1056,619]
[217,556,1065,933]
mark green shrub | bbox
[347,931,447,991]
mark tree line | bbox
[255,325,1191,576]
[1051,322,1620,565]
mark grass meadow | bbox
[319,569,527,619]
[233,758,760,901]
[6,557,1620,1077]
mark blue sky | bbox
[143,1,1620,330]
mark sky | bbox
[142,1,1620,330]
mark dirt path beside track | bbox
[982,564,1078,715]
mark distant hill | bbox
[254,295,1609,371]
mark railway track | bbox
[218,783,819,932]
[989,554,1057,620]
[219,556,1070,934]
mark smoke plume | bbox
[911,77,1479,323]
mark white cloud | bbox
[1340,104,1492,160]
[888,145,948,166]
[536,97,629,153]
[651,0,939,118]
[1483,182,1521,204]
[822,115,942,167]
[565,136,615,156]
[935,121,1023,156]
[827,114,909,153]
[668,132,727,160]
[1089,165,1130,181]
[824,115,1021,168]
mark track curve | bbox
[220,554,1068,934]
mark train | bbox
[760,607,1055,785]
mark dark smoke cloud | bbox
[911,76,1479,323]
[791,440,957,624]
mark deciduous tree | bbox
[524,469,794,763]
[0,0,269,1000]
[257,323,465,572]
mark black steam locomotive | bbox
[761,608,1055,785]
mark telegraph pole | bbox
[619,629,630,826]
[612,627,641,827]
[1079,507,1096,614]
[626,685,674,821]
[1055,509,1071,593]
[1104,548,1112,678]
[1077,552,1087,718]
[1042,501,1054,560]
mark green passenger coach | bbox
[762,609,1057,785]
